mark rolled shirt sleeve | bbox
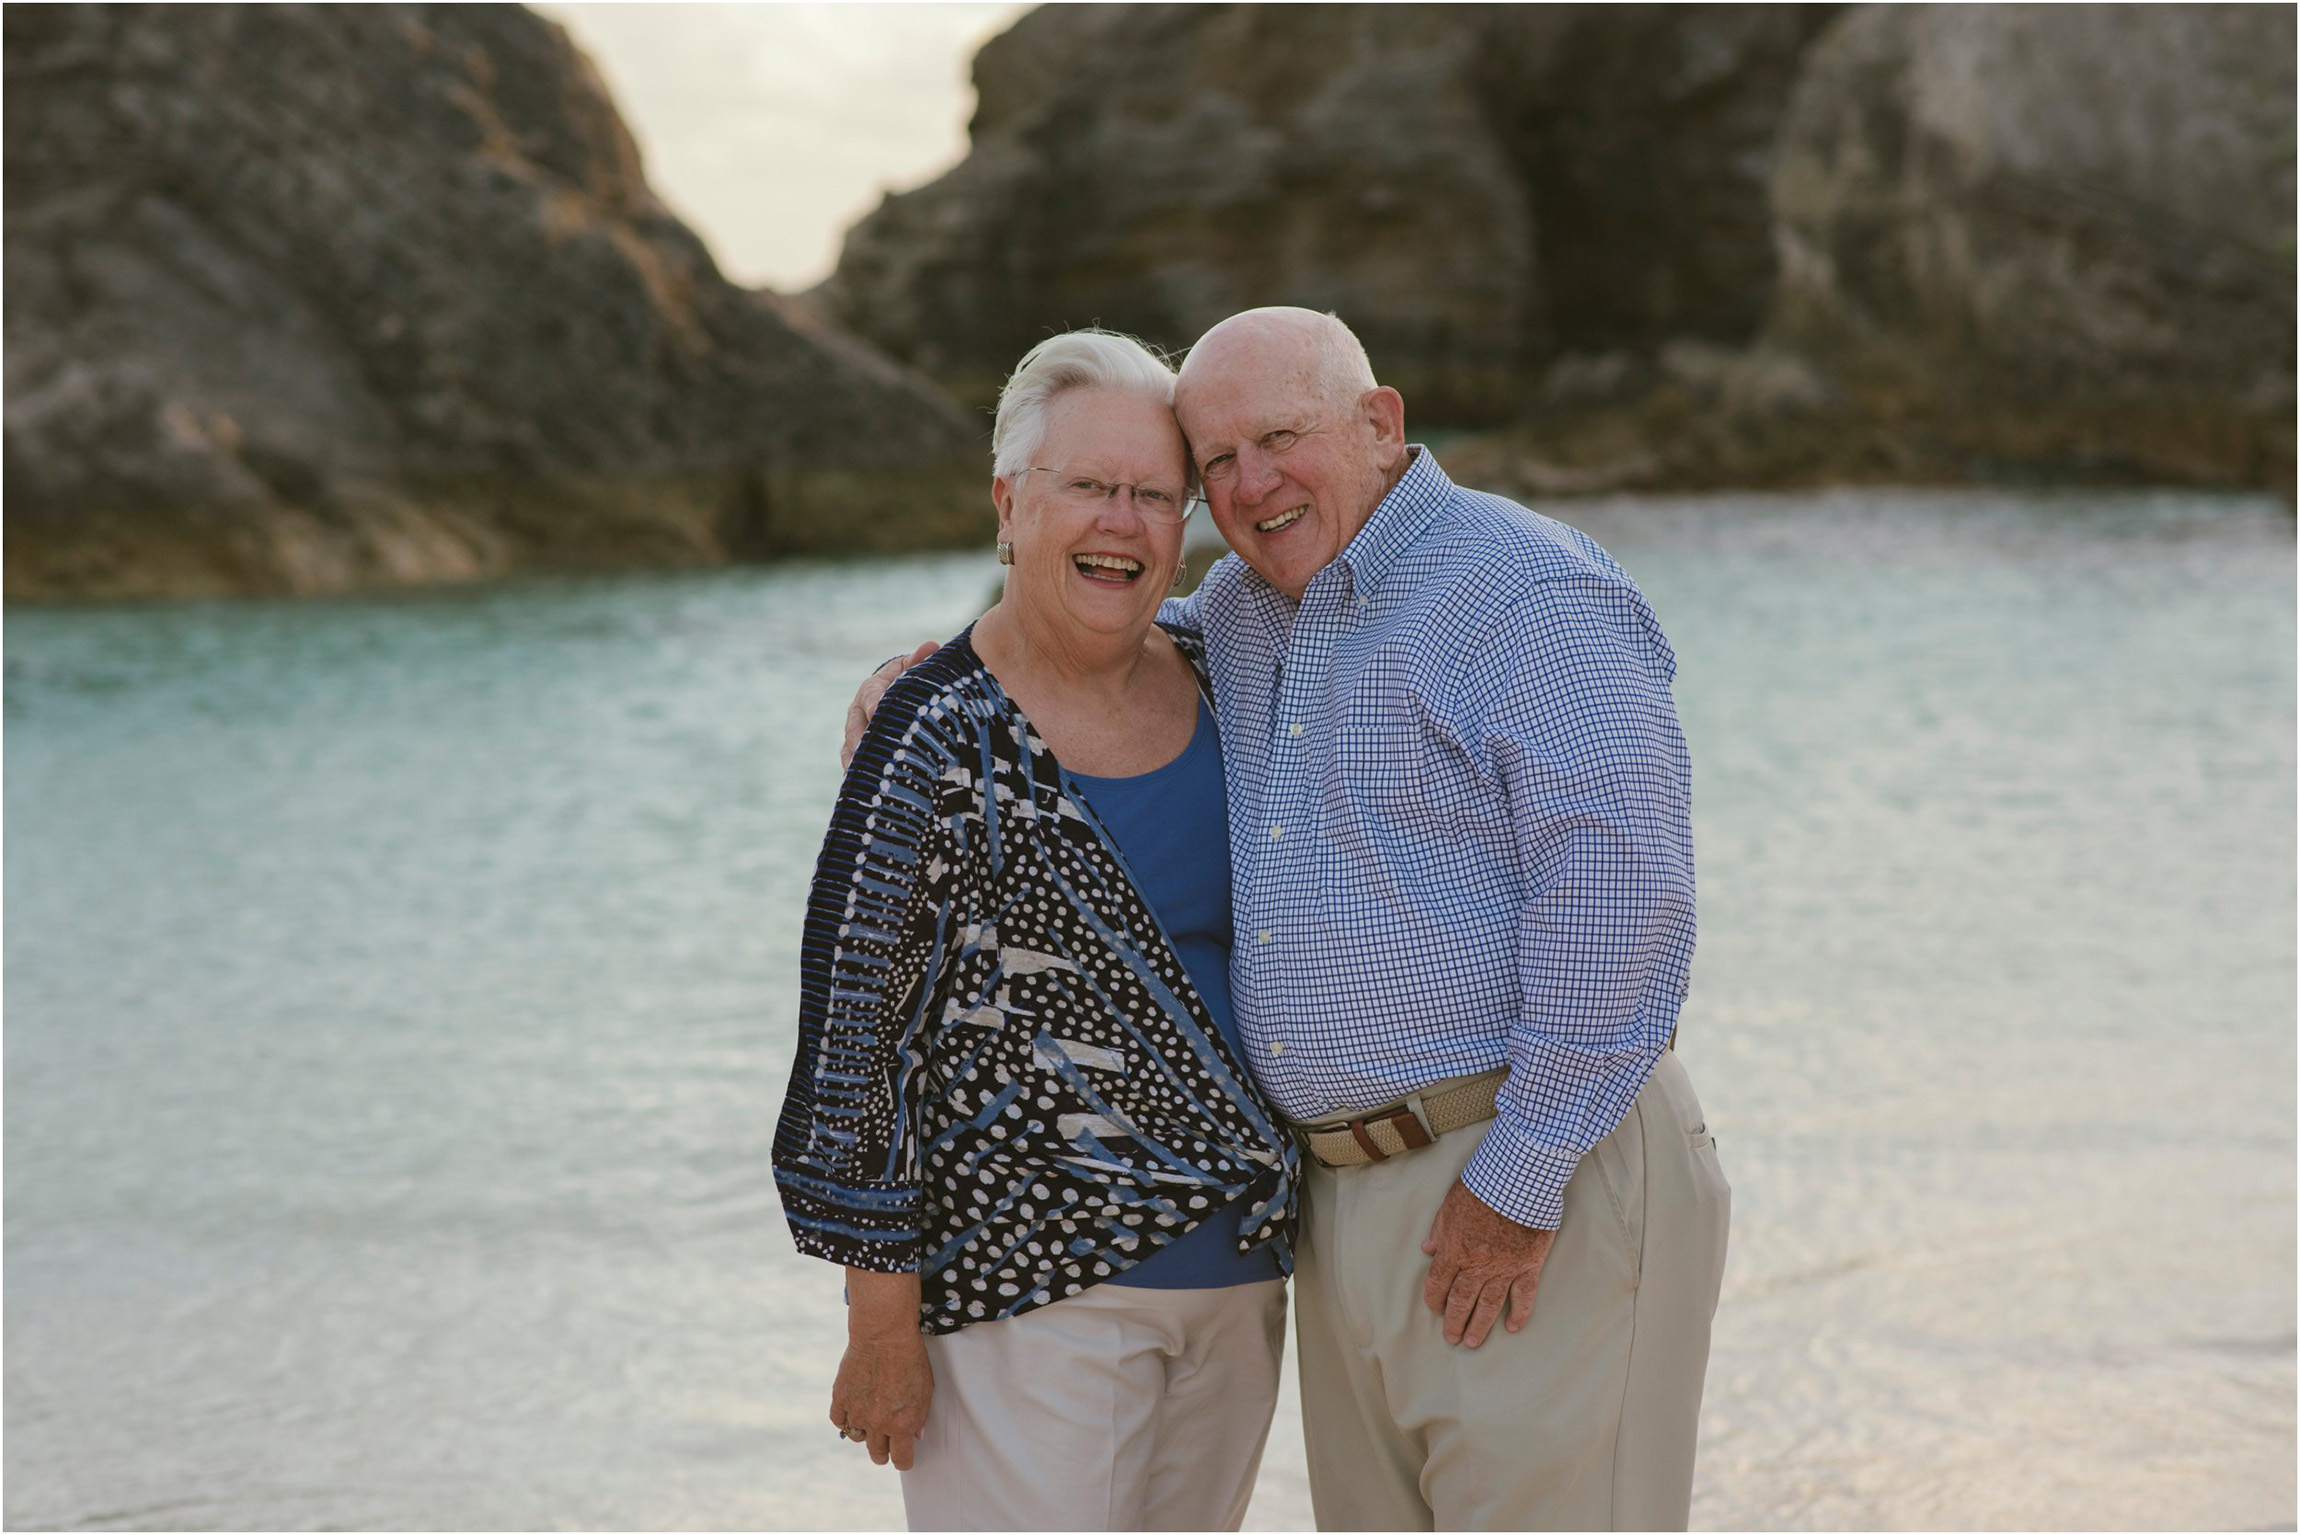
[1455,574,1697,1230]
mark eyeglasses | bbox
[1023,467,1199,524]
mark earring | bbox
[996,541,1014,566]
[1170,560,1187,591]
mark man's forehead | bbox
[1177,366,1319,441]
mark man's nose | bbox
[1233,446,1283,504]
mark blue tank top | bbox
[1066,697,1284,1290]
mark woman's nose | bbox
[1094,487,1151,527]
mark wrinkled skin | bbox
[831,1269,932,1470]
[1422,1175,1557,1347]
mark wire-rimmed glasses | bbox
[1022,467,1200,524]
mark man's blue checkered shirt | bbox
[1167,448,1695,1230]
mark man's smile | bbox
[1254,505,1310,534]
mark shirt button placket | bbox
[1272,591,1344,1089]
[1264,621,1316,1071]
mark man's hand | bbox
[831,1269,933,1469]
[1420,1176,1557,1348]
[841,641,938,769]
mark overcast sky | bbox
[538,3,1028,293]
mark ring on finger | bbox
[841,1426,868,1442]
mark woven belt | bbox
[1294,1067,1509,1170]
[1292,1031,1677,1170]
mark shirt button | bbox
[1256,930,1271,945]
[1268,825,1284,840]
[1271,1041,1286,1057]
[1288,723,1303,738]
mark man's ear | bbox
[1362,385,1407,462]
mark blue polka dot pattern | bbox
[773,629,1297,1334]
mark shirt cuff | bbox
[790,1223,922,1274]
[1460,1114,1582,1231]
[776,1170,924,1272]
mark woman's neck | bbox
[974,598,1155,707]
[972,593,1196,778]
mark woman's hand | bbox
[830,1269,933,1470]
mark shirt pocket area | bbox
[1335,684,1502,845]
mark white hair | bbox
[990,329,1180,481]
[1307,310,1378,410]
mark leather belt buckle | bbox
[1344,1090,1436,1162]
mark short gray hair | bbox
[991,329,1180,481]
[1307,311,1378,410]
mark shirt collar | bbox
[1335,445,1451,602]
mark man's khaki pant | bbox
[899,1278,1287,1531]
[1296,1052,1731,1531]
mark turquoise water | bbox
[7,490,2293,1530]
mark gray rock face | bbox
[1765,3,2294,485]
[829,1,2291,494]
[5,3,986,600]
[819,4,1833,423]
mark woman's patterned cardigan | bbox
[772,624,1298,1334]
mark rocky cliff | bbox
[823,2,2294,494]
[821,4,1834,424]
[1760,3,2295,486]
[5,4,986,601]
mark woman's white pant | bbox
[899,1278,1287,1532]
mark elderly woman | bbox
[772,330,1297,1531]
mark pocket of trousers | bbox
[1690,1123,1730,1201]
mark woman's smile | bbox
[1072,550,1146,584]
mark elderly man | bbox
[848,308,1729,1531]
